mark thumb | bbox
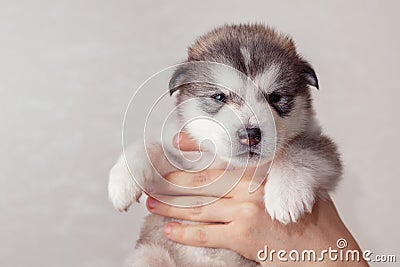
[173,131,200,151]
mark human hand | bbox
[146,132,368,266]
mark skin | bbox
[145,132,369,266]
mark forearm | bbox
[259,200,369,266]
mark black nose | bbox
[237,127,262,147]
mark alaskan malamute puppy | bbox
[109,24,342,267]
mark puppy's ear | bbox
[301,60,319,90]
[169,64,188,96]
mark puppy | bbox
[109,24,342,267]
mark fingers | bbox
[147,197,237,223]
[148,170,227,197]
[164,169,225,187]
[156,169,243,198]
[149,195,221,208]
[173,131,200,151]
[159,169,263,199]
[151,169,232,197]
[149,169,228,197]
[163,222,230,249]
[164,168,257,187]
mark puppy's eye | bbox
[211,93,226,103]
[268,92,282,104]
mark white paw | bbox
[108,161,143,212]
[264,178,315,224]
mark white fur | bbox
[264,162,315,224]
[213,64,247,95]
[240,47,251,74]
[108,142,151,211]
[108,51,340,266]
[254,64,281,93]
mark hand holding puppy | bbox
[146,132,368,266]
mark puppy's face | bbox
[170,25,318,166]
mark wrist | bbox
[255,200,368,266]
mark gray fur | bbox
[109,23,342,267]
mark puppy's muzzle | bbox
[237,127,262,147]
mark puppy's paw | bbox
[108,162,143,212]
[264,176,315,224]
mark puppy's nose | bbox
[237,127,262,146]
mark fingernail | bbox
[173,133,181,148]
[147,198,157,210]
[164,225,172,235]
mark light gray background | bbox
[1,1,399,266]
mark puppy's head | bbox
[169,24,318,166]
